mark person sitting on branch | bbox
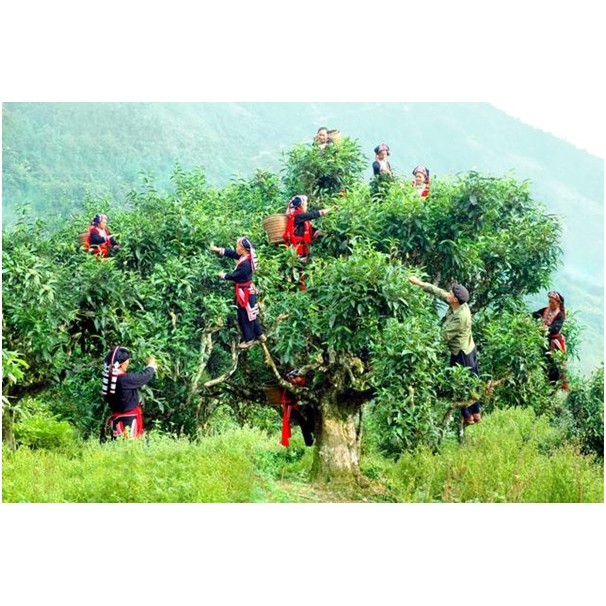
[210,237,266,350]
[532,291,569,390]
[409,276,482,425]
[86,214,120,257]
[282,195,332,262]
[102,346,157,439]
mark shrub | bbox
[564,366,604,458]
[14,411,78,451]
[282,137,366,200]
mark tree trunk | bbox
[311,391,361,484]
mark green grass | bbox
[3,409,603,503]
[389,408,604,502]
[2,428,280,503]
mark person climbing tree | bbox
[412,165,431,197]
[371,144,394,199]
[282,195,332,290]
[102,346,157,439]
[532,291,569,390]
[282,195,332,262]
[409,276,482,424]
[210,237,267,349]
[314,126,331,151]
[86,214,120,257]
[279,370,315,447]
[372,144,393,177]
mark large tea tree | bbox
[2,139,564,483]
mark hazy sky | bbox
[492,101,604,158]
[1,3,603,159]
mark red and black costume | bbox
[102,347,156,439]
[280,371,315,447]
[218,238,265,344]
[532,291,568,388]
[282,195,326,261]
[86,214,120,257]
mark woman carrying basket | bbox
[282,195,333,291]
[282,195,332,262]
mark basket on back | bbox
[78,232,90,251]
[327,129,341,144]
[262,213,288,244]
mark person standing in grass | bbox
[102,346,158,439]
[408,276,481,424]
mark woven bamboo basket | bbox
[262,213,288,244]
[263,384,284,407]
[78,233,89,249]
[327,129,341,144]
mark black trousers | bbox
[237,304,264,342]
[290,406,315,446]
[450,347,481,417]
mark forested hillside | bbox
[2,102,603,371]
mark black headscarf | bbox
[102,347,130,396]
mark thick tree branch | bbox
[258,342,319,406]
[184,322,223,409]
[340,355,372,392]
[222,381,268,406]
[204,338,240,387]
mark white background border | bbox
[1,2,604,604]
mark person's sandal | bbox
[238,341,254,349]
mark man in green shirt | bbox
[409,276,481,424]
